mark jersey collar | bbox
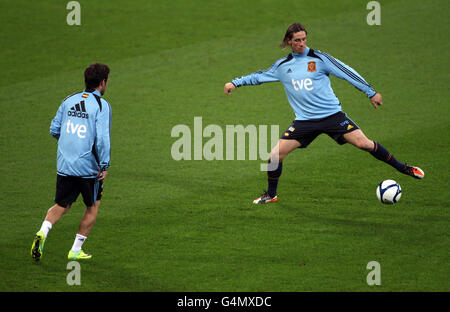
[292,46,310,58]
[84,88,102,97]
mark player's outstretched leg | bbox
[370,141,424,179]
[344,131,424,180]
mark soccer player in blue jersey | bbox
[31,63,112,260]
[224,23,424,204]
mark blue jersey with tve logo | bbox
[232,46,376,120]
[50,89,112,178]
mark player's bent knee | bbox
[360,139,375,151]
[351,139,367,150]
[51,203,70,212]
[86,204,96,211]
[271,150,288,162]
[354,139,372,151]
[347,134,372,151]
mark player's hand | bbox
[97,170,108,181]
[224,82,236,95]
[370,93,383,109]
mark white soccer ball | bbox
[376,180,402,204]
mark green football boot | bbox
[68,250,92,260]
[31,231,46,262]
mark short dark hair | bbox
[84,63,110,89]
[280,23,308,48]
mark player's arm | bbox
[224,61,280,94]
[49,102,65,139]
[95,100,112,180]
[317,51,382,109]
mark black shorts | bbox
[55,175,103,207]
[281,111,359,148]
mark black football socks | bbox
[370,141,406,172]
[267,160,283,198]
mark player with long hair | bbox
[224,23,423,204]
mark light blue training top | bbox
[232,46,376,120]
[50,89,112,178]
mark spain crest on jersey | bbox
[307,61,316,72]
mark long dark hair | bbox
[280,23,308,48]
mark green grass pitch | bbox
[0,0,448,291]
